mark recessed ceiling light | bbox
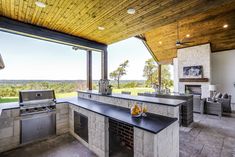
[127,8,136,15]
[159,41,162,44]
[35,1,46,8]
[223,24,228,28]
[98,26,105,30]
[186,34,190,38]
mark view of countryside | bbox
[0,59,173,103]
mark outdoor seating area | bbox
[1,0,235,157]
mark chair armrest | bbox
[207,97,213,101]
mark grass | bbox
[0,88,154,104]
[0,97,18,103]
[0,92,78,104]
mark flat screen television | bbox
[183,65,203,78]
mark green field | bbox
[112,87,154,95]
[0,88,154,104]
[0,92,78,104]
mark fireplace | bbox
[185,85,201,95]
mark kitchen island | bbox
[0,92,183,157]
[57,97,180,157]
[138,92,194,126]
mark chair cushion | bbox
[215,92,222,99]
[222,93,229,99]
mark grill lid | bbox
[19,90,56,104]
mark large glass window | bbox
[0,31,87,103]
[108,38,174,95]
[92,51,102,90]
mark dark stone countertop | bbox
[77,90,186,107]
[138,92,193,100]
[57,97,178,134]
[0,102,19,115]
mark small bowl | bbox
[131,113,142,118]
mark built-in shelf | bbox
[179,78,209,82]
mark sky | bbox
[0,31,157,80]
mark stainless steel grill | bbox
[19,90,56,144]
[19,90,56,116]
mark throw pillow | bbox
[223,93,229,99]
[215,92,222,99]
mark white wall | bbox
[212,49,235,103]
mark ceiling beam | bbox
[0,16,107,51]
[135,35,146,42]
[136,34,160,64]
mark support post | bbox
[158,64,162,92]
[87,50,92,90]
[101,49,108,80]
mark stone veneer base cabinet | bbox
[134,121,179,157]
[66,102,179,157]
[0,109,20,153]
[1,103,179,157]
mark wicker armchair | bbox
[193,95,206,114]
[217,95,232,113]
[208,95,232,113]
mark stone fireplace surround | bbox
[185,85,202,95]
[174,44,212,98]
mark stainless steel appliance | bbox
[98,79,112,95]
[19,90,56,144]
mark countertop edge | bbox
[77,90,186,107]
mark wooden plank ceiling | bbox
[0,0,235,63]
[144,1,235,63]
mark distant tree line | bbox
[0,81,87,97]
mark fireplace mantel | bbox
[179,78,209,82]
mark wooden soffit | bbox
[144,1,235,64]
[0,0,235,48]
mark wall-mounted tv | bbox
[183,65,203,78]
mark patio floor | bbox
[1,112,235,157]
[180,112,235,157]
[0,134,97,157]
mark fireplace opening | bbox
[185,85,202,95]
[109,119,133,157]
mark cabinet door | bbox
[21,113,56,144]
[74,111,88,142]
[38,113,56,139]
[21,116,41,144]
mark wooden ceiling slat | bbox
[77,0,157,37]
[41,0,63,27]
[58,0,102,32]
[75,0,130,32]
[102,0,234,44]
[69,0,131,35]
[144,8,235,63]
[85,0,170,42]
[45,0,72,29]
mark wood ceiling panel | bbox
[1,0,234,45]
[144,5,235,64]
